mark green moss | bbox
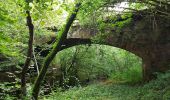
[114,18,132,29]
[96,13,133,42]
[163,89,170,100]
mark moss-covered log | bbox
[32,3,81,100]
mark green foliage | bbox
[0,82,32,100]
[91,13,133,44]
[0,1,27,73]
[0,0,74,70]
[50,45,142,87]
[99,13,132,31]
[129,2,147,10]
[44,70,170,100]
[109,49,142,83]
[77,0,104,27]
[1,0,170,99]
[77,0,127,27]
[0,0,27,56]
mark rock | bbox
[0,72,16,82]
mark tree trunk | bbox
[21,11,34,97]
[32,3,81,100]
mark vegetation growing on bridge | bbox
[0,0,170,99]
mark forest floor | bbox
[43,72,170,100]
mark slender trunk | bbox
[21,11,34,97]
[33,46,40,75]
[32,3,81,100]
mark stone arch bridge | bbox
[42,11,170,81]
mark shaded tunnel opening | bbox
[37,44,143,89]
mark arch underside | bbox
[61,38,142,58]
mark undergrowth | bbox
[43,71,170,100]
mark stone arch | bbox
[61,38,144,76]
[62,10,170,81]
[62,34,170,81]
